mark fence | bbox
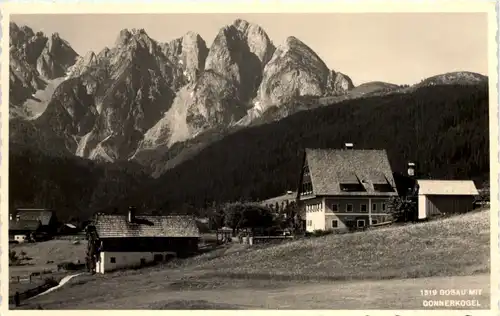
[52,234,87,241]
[8,282,55,305]
[10,270,54,284]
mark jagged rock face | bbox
[9,23,78,108]
[134,70,244,155]
[255,36,352,109]
[10,19,359,174]
[161,32,209,84]
[205,19,276,101]
[72,29,179,162]
[36,33,79,79]
[326,70,354,95]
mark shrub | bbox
[43,277,59,287]
[312,229,333,237]
[387,196,417,222]
[9,251,20,266]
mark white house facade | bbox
[298,146,398,232]
[89,210,200,274]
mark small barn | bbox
[10,209,59,236]
[9,220,42,243]
[416,180,479,220]
[90,209,200,274]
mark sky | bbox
[11,13,488,86]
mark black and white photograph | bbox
[3,1,497,312]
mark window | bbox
[303,166,310,177]
[373,183,394,192]
[332,220,338,228]
[301,182,313,196]
[357,219,366,228]
[382,203,386,211]
[140,258,146,266]
[110,257,116,263]
[372,219,378,225]
[331,204,339,212]
[346,204,353,212]
[372,203,377,212]
[360,204,367,213]
[307,220,312,226]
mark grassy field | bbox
[16,209,490,309]
[9,239,87,297]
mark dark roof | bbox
[94,214,200,238]
[13,209,55,226]
[304,148,398,196]
[260,191,297,205]
[9,220,41,231]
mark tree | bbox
[479,180,490,202]
[222,202,274,234]
[387,196,417,223]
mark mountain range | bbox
[8,19,489,219]
[10,19,487,176]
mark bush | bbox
[9,251,20,266]
[387,196,417,222]
[312,229,334,237]
[43,277,59,287]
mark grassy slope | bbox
[189,209,490,281]
[20,210,490,309]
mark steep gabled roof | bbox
[304,148,398,196]
[416,180,479,196]
[13,209,55,226]
[94,214,200,238]
[9,219,41,231]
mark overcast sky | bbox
[11,13,488,86]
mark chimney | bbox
[407,162,416,177]
[128,206,136,223]
[345,143,354,150]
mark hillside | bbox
[193,209,490,280]
[112,82,489,212]
[21,209,489,309]
[9,145,152,220]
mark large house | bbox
[87,208,200,274]
[415,180,479,219]
[297,145,398,232]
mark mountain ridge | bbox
[9,20,489,181]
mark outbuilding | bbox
[416,180,479,220]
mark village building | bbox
[9,220,42,243]
[9,209,59,241]
[415,180,479,220]
[297,145,398,232]
[87,208,200,274]
[260,190,297,213]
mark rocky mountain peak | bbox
[10,20,357,176]
[253,35,352,111]
[204,19,275,102]
[115,28,133,46]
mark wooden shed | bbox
[416,180,479,220]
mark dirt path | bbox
[25,273,489,309]
[29,273,86,300]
